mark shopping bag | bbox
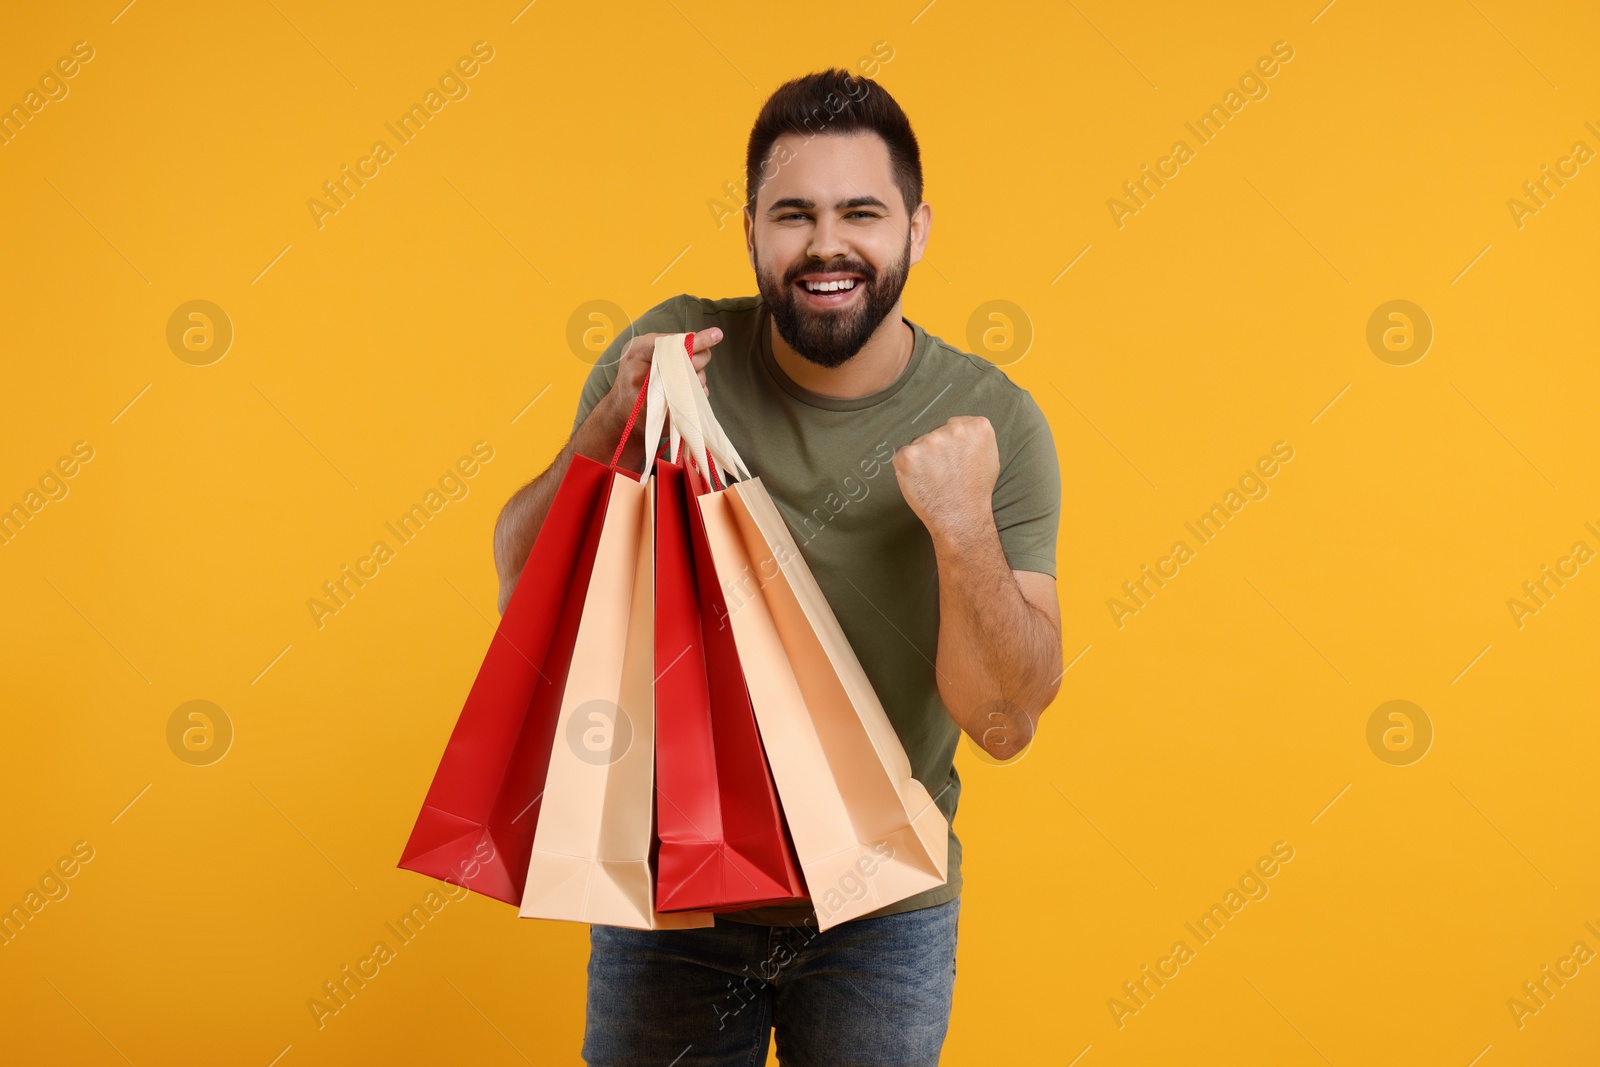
[652,448,807,912]
[518,335,729,929]
[696,476,950,931]
[396,446,612,904]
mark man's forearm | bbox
[493,408,630,614]
[930,517,1062,759]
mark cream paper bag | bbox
[696,475,949,931]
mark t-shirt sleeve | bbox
[991,389,1061,577]
[571,293,696,436]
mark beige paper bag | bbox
[697,478,949,930]
[520,470,713,929]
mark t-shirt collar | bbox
[757,300,927,412]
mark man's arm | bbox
[891,411,1063,761]
[491,412,625,615]
[930,524,1062,759]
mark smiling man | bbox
[493,68,1063,1067]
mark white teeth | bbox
[803,279,857,293]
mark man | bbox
[492,68,1062,1067]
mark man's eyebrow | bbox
[766,195,891,215]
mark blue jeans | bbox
[583,898,960,1066]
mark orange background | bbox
[2,1,1597,1064]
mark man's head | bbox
[743,69,930,369]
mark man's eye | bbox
[847,211,877,219]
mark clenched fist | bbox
[891,415,1000,539]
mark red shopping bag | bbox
[399,373,662,905]
[653,443,807,912]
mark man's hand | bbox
[890,415,1000,541]
[581,327,721,472]
[496,327,721,613]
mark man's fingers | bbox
[616,329,717,394]
[689,328,723,353]
[689,328,721,370]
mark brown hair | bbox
[745,68,922,219]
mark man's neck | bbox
[769,306,915,400]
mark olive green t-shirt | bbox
[571,293,1061,925]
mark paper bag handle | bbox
[607,333,752,486]
[653,332,752,486]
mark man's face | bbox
[745,131,927,368]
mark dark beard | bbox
[754,228,912,369]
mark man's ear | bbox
[742,206,755,270]
[909,201,932,268]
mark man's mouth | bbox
[794,273,866,307]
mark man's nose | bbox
[806,215,849,262]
